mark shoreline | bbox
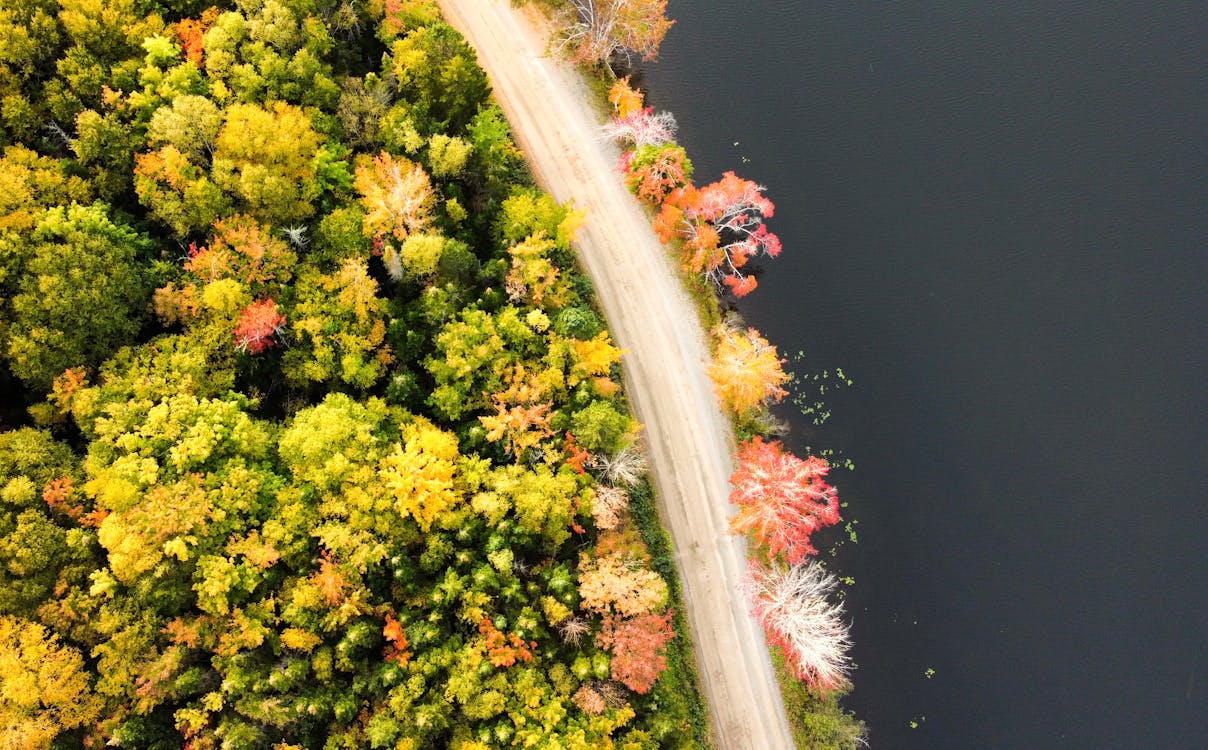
[434,1,797,747]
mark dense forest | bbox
[0,1,709,747]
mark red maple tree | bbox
[655,172,782,296]
[729,437,840,563]
[621,143,693,205]
[234,299,286,354]
[596,608,674,693]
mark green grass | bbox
[772,648,868,750]
[629,480,714,748]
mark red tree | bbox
[621,143,693,205]
[747,560,852,693]
[234,299,286,354]
[656,172,782,296]
[729,437,840,563]
[596,609,674,693]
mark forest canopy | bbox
[0,1,705,747]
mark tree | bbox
[747,561,852,693]
[355,151,436,241]
[607,76,644,118]
[570,400,634,455]
[479,366,555,458]
[655,172,782,296]
[211,102,325,227]
[2,203,150,391]
[505,233,570,308]
[621,143,693,205]
[284,259,392,389]
[386,22,490,132]
[0,146,92,232]
[233,298,285,353]
[707,325,790,415]
[379,417,462,532]
[729,437,840,563]
[0,615,102,749]
[600,106,677,148]
[185,215,297,292]
[146,94,223,163]
[425,306,541,420]
[556,0,674,68]
[595,609,673,694]
[589,485,628,530]
[0,429,90,618]
[577,551,667,617]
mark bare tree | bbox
[747,560,853,693]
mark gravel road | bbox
[434,2,796,747]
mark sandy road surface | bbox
[434,2,795,747]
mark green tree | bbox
[1,203,150,391]
[387,22,489,133]
[146,94,222,162]
[283,258,392,389]
[0,429,91,619]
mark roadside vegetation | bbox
[535,1,869,746]
[0,1,706,747]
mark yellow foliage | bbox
[380,419,461,531]
[708,325,790,415]
[608,77,645,118]
[280,628,322,653]
[478,365,554,457]
[354,151,435,241]
[0,616,102,750]
[577,552,668,618]
[505,233,568,308]
[570,332,623,386]
[200,278,249,315]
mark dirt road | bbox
[434,2,795,747]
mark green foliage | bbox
[1,202,150,391]
[773,648,867,749]
[387,22,490,133]
[0,3,715,747]
[570,400,633,454]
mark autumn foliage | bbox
[621,143,693,205]
[608,76,645,118]
[729,437,841,563]
[355,151,436,241]
[602,78,783,296]
[558,0,674,67]
[748,561,852,693]
[708,325,790,414]
[596,609,674,693]
[656,172,782,296]
[479,617,536,668]
[233,299,286,353]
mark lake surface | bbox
[641,1,1208,747]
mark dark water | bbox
[642,1,1208,747]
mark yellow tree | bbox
[479,365,555,458]
[608,76,644,118]
[354,151,436,241]
[379,418,462,532]
[707,325,790,415]
[0,616,102,749]
[577,551,668,617]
